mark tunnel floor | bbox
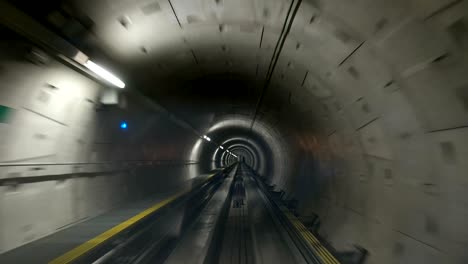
[0,171,221,264]
[0,164,339,264]
[217,164,301,264]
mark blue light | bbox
[120,122,127,129]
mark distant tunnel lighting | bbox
[85,60,125,88]
[220,146,224,150]
[203,135,211,141]
[120,121,128,129]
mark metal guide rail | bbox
[48,166,236,264]
[164,164,239,264]
[248,166,341,264]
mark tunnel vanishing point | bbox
[1,0,468,263]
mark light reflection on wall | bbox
[188,138,203,179]
[200,115,292,191]
[213,138,263,172]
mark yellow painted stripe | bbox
[290,219,331,263]
[305,232,338,263]
[289,214,338,264]
[297,224,339,263]
[281,207,340,264]
[287,215,332,261]
[255,172,338,264]
[299,223,337,263]
[49,172,218,264]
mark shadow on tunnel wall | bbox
[2,0,468,263]
[0,29,211,253]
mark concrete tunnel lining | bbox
[0,0,468,263]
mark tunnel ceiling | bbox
[5,0,468,165]
[7,0,468,169]
[11,0,465,175]
[10,0,459,136]
[11,0,380,134]
[76,0,330,135]
[8,0,467,136]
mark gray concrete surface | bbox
[1,0,468,263]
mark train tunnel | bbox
[0,0,467,263]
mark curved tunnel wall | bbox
[194,115,294,190]
[1,0,468,263]
[0,29,211,253]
